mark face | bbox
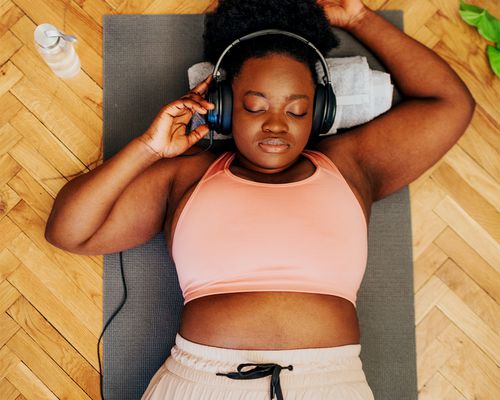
[230,54,315,175]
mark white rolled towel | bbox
[187,57,393,140]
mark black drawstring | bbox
[216,362,294,400]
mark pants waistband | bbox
[173,333,363,372]
[167,334,368,392]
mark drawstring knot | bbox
[216,362,293,400]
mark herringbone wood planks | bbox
[0,0,498,399]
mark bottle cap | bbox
[34,23,61,49]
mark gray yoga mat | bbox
[102,11,417,400]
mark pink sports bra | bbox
[172,150,368,307]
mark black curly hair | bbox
[203,0,341,87]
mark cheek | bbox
[231,110,258,137]
[296,113,313,135]
[233,107,255,123]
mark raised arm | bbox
[346,5,474,101]
[317,1,476,201]
[45,74,214,255]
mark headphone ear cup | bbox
[322,83,336,134]
[218,80,233,136]
[207,80,221,132]
[311,84,326,139]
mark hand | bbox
[138,74,215,159]
[316,0,370,30]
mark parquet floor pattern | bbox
[0,0,498,399]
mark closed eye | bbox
[244,108,307,118]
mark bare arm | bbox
[45,73,214,254]
[318,4,476,202]
[45,137,163,250]
[348,8,475,102]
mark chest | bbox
[164,152,372,256]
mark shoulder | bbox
[155,144,222,175]
[169,144,223,194]
[315,132,372,189]
[141,144,221,202]
[315,133,374,222]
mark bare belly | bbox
[178,291,360,350]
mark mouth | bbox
[258,138,290,153]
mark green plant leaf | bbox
[458,0,482,13]
[459,1,500,77]
[487,45,500,77]
[478,10,500,43]
[459,0,500,43]
[459,0,484,26]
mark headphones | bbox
[179,28,337,156]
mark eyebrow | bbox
[243,90,309,101]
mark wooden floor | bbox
[0,0,498,398]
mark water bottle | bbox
[34,23,81,79]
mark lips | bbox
[259,138,289,146]
[258,139,290,153]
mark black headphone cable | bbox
[98,251,127,400]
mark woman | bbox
[45,0,475,399]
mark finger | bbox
[193,74,213,94]
[181,92,215,109]
[182,98,207,114]
[165,99,205,117]
[177,97,205,111]
[186,124,210,146]
[188,74,212,96]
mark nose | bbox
[261,111,288,133]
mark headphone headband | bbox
[204,28,337,146]
[211,29,332,86]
